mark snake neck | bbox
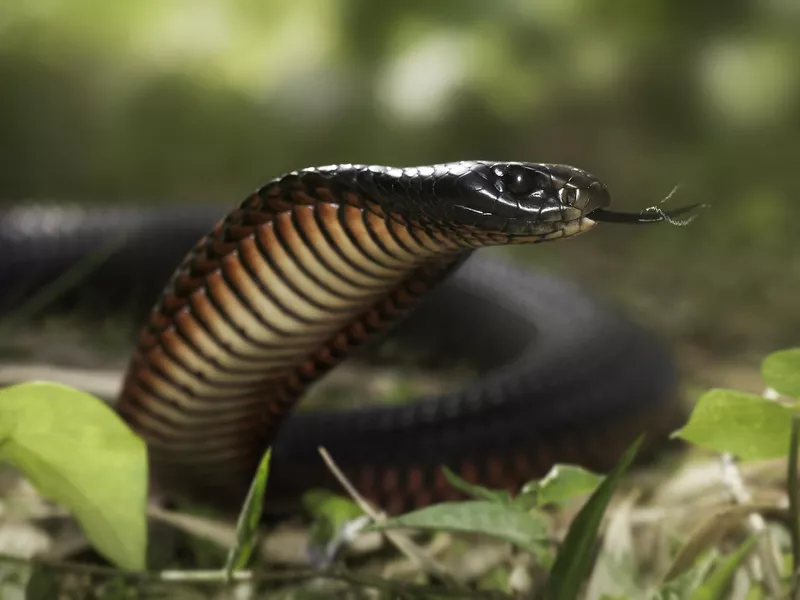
[116,174,472,504]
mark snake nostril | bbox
[585,182,611,214]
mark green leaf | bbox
[224,446,271,575]
[673,389,794,460]
[366,500,549,555]
[303,489,363,523]
[441,466,511,504]
[0,382,147,571]
[690,537,757,600]
[477,566,512,594]
[762,348,800,399]
[518,465,604,509]
[546,436,642,600]
[302,489,364,548]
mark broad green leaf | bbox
[546,437,642,600]
[690,537,757,600]
[518,465,604,509]
[673,389,793,460]
[442,466,511,504]
[225,447,271,575]
[0,382,147,571]
[762,348,800,399]
[366,500,549,555]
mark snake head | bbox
[427,161,610,240]
[356,161,700,244]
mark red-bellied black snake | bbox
[0,161,687,515]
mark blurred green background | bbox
[1,0,798,374]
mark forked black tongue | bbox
[590,202,707,226]
[590,184,708,226]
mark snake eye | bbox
[503,166,548,196]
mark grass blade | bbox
[689,537,757,600]
[25,564,59,600]
[662,505,765,582]
[224,447,271,576]
[790,414,800,591]
[0,238,124,331]
[546,436,642,600]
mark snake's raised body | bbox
[0,162,684,514]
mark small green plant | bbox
[358,347,800,598]
[1,347,799,599]
[675,347,800,460]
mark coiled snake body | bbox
[0,162,683,514]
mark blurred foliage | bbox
[0,0,799,359]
